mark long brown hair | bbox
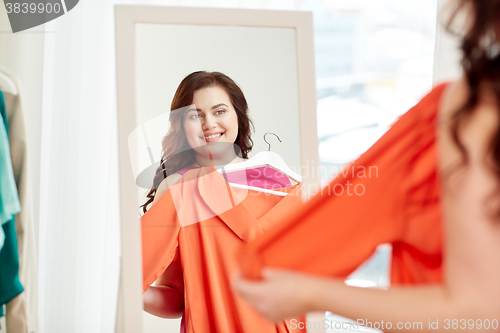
[141,71,254,212]
[447,1,500,187]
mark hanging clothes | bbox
[1,65,39,333]
[0,90,20,234]
[239,83,448,286]
[142,166,304,333]
[0,90,23,319]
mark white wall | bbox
[135,24,301,172]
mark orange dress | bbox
[239,83,448,286]
[141,166,305,332]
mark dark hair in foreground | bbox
[447,0,500,213]
[141,71,254,212]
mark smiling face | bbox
[183,85,239,161]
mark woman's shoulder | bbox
[151,173,183,206]
[439,76,499,164]
[439,78,468,121]
[440,76,499,117]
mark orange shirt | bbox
[239,83,448,286]
[142,166,305,332]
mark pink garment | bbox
[176,165,199,175]
[177,165,292,189]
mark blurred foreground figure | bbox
[235,1,500,331]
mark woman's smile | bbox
[201,131,225,142]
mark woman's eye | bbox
[190,113,202,119]
[215,110,225,115]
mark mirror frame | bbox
[115,5,319,332]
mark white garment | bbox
[1,65,39,333]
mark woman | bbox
[141,71,300,332]
[234,1,500,331]
[142,71,254,214]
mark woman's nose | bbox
[202,115,216,130]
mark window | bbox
[303,1,438,329]
[304,0,437,183]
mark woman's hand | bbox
[233,267,324,322]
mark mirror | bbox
[115,6,319,333]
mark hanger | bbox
[0,71,18,96]
[216,132,302,183]
[214,132,302,196]
[227,182,288,197]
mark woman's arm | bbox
[143,256,184,318]
[151,174,182,206]
[143,175,185,318]
[234,79,500,330]
[235,269,459,328]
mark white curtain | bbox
[38,1,297,332]
[39,1,121,331]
